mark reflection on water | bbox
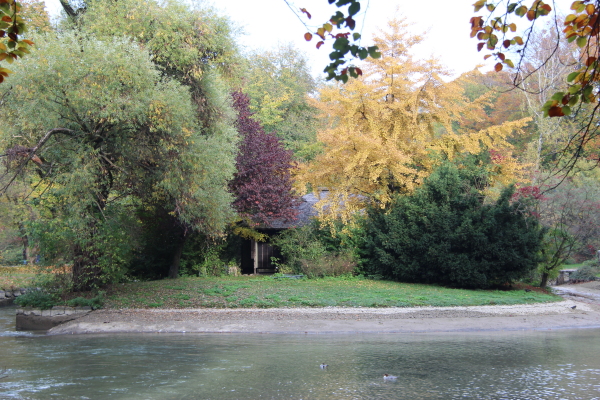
[1,306,599,399]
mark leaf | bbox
[565,13,577,23]
[477,42,485,51]
[514,36,524,45]
[353,32,360,40]
[324,23,333,33]
[547,106,564,117]
[507,3,517,13]
[0,15,10,22]
[304,32,313,41]
[355,67,362,76]
[515,6,528,17]
[494,62,503,72]
[586,3,595,15]
[551,92,565,101]
[586,56,597,66]
[316,41,324,49]
[345,17,355,30]
[300,8,311,19]
[473,0,486,12]
[568,94,580,105]
[503,39,511,48]
[526,10,536,21]
[567,71,581,82]
[483,54,492,60]
[577,36,587,48]
[348,1,360,16]
[562,105,571,115]
[504,59,514,68]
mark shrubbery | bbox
[14,290,57,310]
[356,162,544,289]
[272,222,357,278]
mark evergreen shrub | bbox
[357,162,544,289]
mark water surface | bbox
[1,306,599,399]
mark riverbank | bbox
[48,281,600,335]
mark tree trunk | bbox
[540,271,549,288]
[72,244,102,291]
[168,234,187,279]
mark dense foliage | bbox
[229,91,298,227]
[357,161,544,289]
[297,17,528,228]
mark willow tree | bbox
[0,32,236,288]
[54,0,242,279]
[297,18,529,226]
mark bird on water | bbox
[383,374,397,381]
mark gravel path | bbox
[48,282,600,335]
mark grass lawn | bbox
[102,276,561,309]
[0,265,39,290]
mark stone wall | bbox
[16,306,92,330]
[0,288,27,307]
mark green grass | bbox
[0,266,40,290]
[103,276,561,309]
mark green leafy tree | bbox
[0,32,236,288]
[243,44,322,161]
[56,0,242,279]
[357,160,544,289]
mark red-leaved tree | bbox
[229,91,298,227]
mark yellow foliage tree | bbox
[297,17,530,226]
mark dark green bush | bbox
[14,290,57,310]
[357,161,544,289]
[67,291,105,309]
[569,265,598,282]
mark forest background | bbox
[1,0,600,296]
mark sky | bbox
[42,0,490,78]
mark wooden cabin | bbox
[240,192,322,275]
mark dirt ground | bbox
[48,281,600,335]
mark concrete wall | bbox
[15,306,92,330]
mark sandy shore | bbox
[48,282,600,335]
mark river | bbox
[1,306,600,399]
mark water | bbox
[1,307,600,399]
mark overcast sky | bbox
[43,0,490,78]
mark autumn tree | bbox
[243,44,322,161]
[471,0,600,175]
[298,17,529,227]
[229,91,298,228]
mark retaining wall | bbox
[0,288,27,307]
[16,306,92,330]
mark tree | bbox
[357,160,544,289]
[530,173,600,287]
[229,91,298,227]
[297,17,529,227]
[0,32,237,288]
[243,44,322,161]
[470,0,600,175]
[60,0,242,280]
